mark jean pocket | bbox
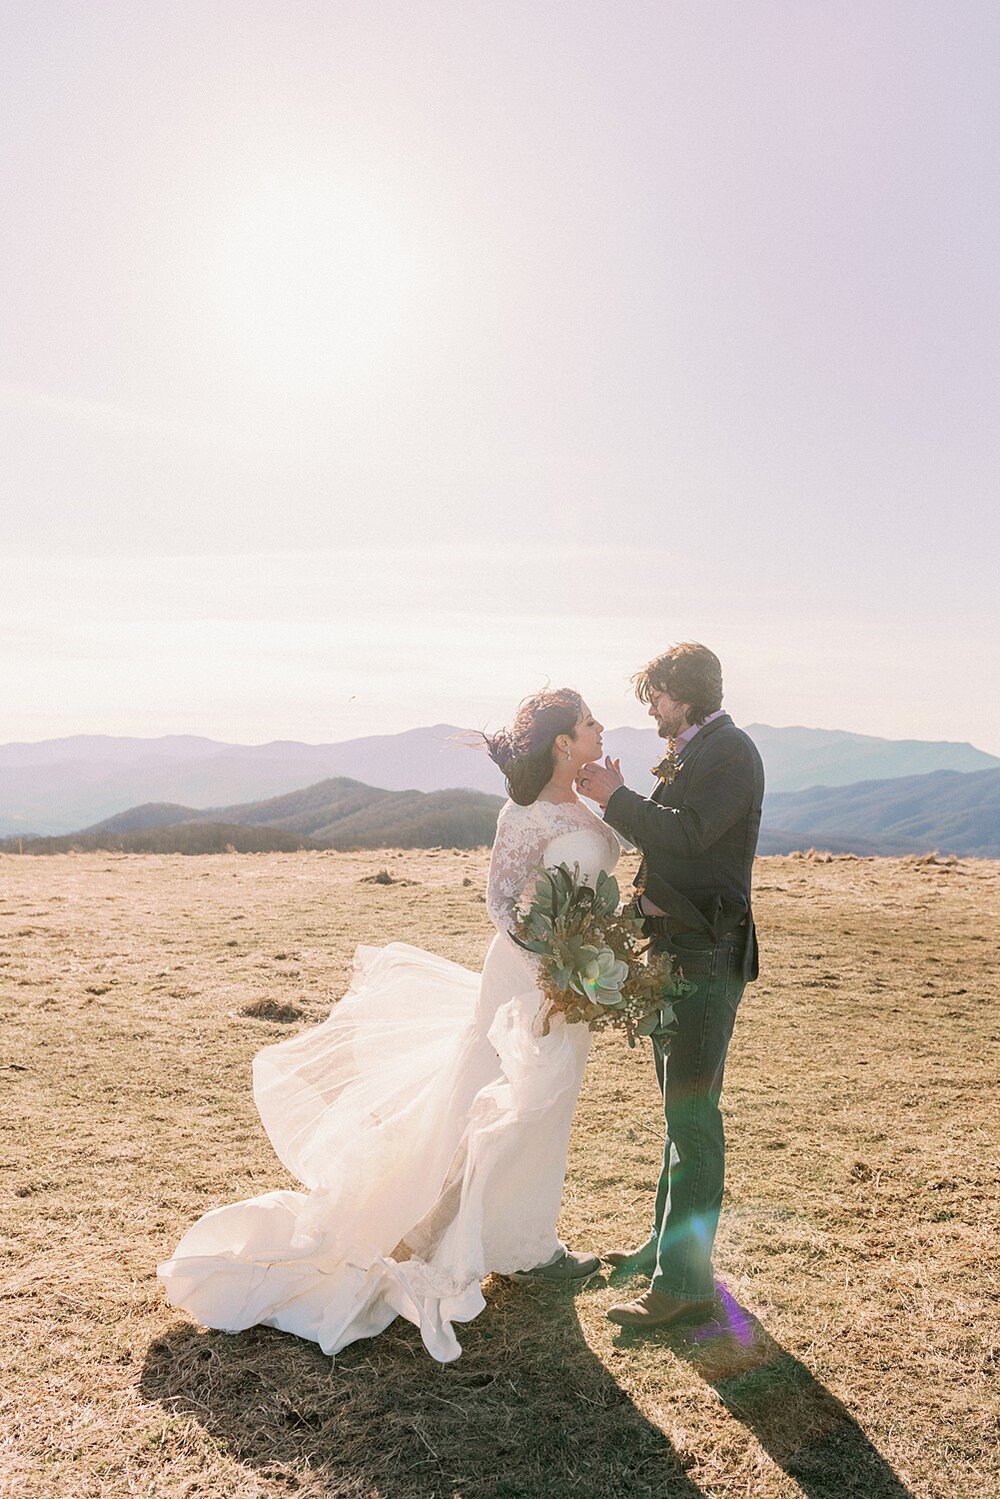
[669,937,715,977]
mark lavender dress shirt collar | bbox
[673,708,726,755]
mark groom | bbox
[577,643,764,1328]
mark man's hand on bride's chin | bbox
[576,756,624,809]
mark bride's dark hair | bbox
[484,689,584,806]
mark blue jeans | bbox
[648,930,745,1300]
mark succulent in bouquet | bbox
[512,863,694,1046]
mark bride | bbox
[157,689,620,1363]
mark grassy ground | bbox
[1,848,996,1498]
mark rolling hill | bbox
[0,728,493,835]
[3,724,998,837]
[761,767,1000,857]
[7,778,504,854]
[6,761,1000,857]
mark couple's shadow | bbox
[608,1279,913,1499]
[140,1279,912,1498]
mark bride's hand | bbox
[576,757,623,809]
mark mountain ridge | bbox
[2,723,997,838]
[5,764,999,858]
[762,766,1000,858]
[11,778,504,854]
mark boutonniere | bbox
[651,741,683,785]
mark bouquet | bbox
[511,863,695,1046]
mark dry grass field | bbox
[1,849,997,1499]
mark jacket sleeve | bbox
[603,738,756,859]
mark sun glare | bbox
[215,172,424,385]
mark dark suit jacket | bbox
[603,714,765,981]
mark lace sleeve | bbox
[485,804,550,937]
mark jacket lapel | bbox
[672,713,732,783]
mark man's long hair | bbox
[632,643,723,726]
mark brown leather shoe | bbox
[607,1288,715,1328]
[603,1243,657,1274]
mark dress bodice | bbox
[485,798,620,936]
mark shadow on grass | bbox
[140,1275,706,1499]
[614,1284,914,1499]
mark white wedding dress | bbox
[157,797,619,1362]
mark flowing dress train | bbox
[157,799,619,1362]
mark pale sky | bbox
[3,3,998,751]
